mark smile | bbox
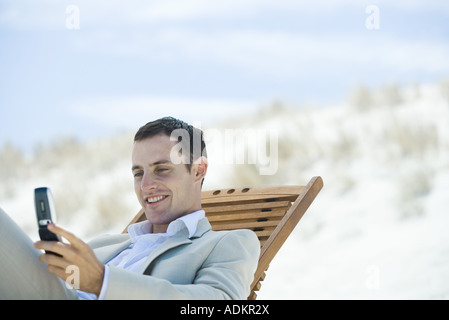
[145,195,168,205]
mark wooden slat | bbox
[206,207,288,222]
[202,194,298,206]
[202,185,304,199]
[211,219,281,231]
[254,229,275,238]
[201,186,304,206]
[203,200,291,213]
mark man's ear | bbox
[193,156,208,182]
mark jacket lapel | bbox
[140,218,212,274]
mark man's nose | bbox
[141,172,158,191]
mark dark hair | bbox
[134,117,207,173]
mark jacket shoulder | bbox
[199,227,260,252]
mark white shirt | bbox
[77,209,206,300]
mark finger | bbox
[47,224,84,248]
[34,240,73,258]
[47,264,69,281]
[38,251,69,269]
[34,240,57,252]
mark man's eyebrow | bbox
[131,165,142,172]
[131,160,172,171]
[150,160,172,166]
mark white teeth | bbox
[147,196,165,203]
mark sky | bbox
[1,0,449,153]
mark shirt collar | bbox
[127,209,206,241]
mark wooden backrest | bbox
[124,176,323,299]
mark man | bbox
[0,117,260,299]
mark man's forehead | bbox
[132,135,186,167]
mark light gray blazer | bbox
[88,218,260,300]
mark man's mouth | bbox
[145,195,168,205]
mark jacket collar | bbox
[191,217,212,239]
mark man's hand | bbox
[34,224,105,296]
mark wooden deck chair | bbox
[124,176,323,300]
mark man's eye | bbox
[133,172,143,178]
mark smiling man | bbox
[131,129,205,234]
[0,117,260,300]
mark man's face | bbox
[131,134,205,232]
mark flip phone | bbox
[34,187,62,255]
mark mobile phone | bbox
[34,187,62,255]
